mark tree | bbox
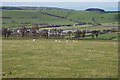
[20,27,26,37]
[2,28,7,38]
[74,30,82,38]
[2,28,12,39]
[82,30,86,39]
[91,30,100,39]
[31,25,39,34]
[67,31,72,37]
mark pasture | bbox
[2,39,118,78]
[2,10,74,28]
[2,10,118,28]
[42,10,118,23]
[42,25,118,30]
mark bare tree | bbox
[67,31,72,37]
[74,30,82,38]
[20,27,26,37]
[2,28,12,39]
[91,30,100,39]
[82,30,86,39]
[31,25,39,35]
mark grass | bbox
[42,10,118,23]
[42,25,90,30]
[2,10,118,28]
[2,39,118,78]
[2,10,74,28]
[101,22,118,27]
[42,25,118,30]
[97,33,118,39]
[85,33,118,39]
[42,10,73,17]
[64,33,118,40]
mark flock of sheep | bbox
[32,39,78,42]
[54,40,78,42]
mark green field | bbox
[42,10,118,23]
[96,33,118,39]
[2,39,118,78]
[64,33,118,39]
[2,8,119,78]
[2,10,118,28]
[42,25,118,30]
[2,10,74,28]
[84,33,118,39]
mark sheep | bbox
[33,39,36,42]
[73,40,75,42]
[73,40,77,42]
[55,40,57,42]
[58,40,61,42]
[66,40,68,42]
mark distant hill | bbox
[2,7,118,28]
[1,7,24,10]
[86,8,105,12]
[1,6,70,10]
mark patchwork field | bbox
[2,10,74,28]
[42,25,118,30]
[2,39,118,78]
[2,10,118,28]
[42,10,118,23]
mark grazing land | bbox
[2,10,74,28]
[42,10,118,23]
[2,10,118,28]
[2,39,118,78]
[42,25,118,30]
[2,7,119,78]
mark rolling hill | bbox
[2,7,118,28]
[1,6,70,10]
[2,10,74,28]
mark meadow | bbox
[2,10,118,28]
[42,10,118,23]
[2,8,119,78]
[2,10,74,28]
[42,25,118,30]
[2,39,118,78]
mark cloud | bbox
[2,0,119,2]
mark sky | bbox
[2,2,118,11]
[1,0,119,11]
[1,0,120,2]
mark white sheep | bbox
[33,39,36,42]
[73,40,77,42]
[55,40,57,42]
[66,40,68,42]
[73,40,75,42]
[58,40,61,42]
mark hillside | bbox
[2,10,74,28]
[1,6,70,10]
[42,10,118,23]
[85,8,105,12]
[2,7,118,28]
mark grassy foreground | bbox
[2,39,118,78]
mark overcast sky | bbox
[1,0,120,2]
[1,0,119,11]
